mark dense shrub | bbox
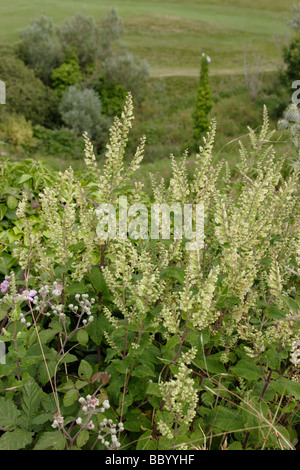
[93,77,127,117]
[0,97,299,450]
[51,55,85,95]
[0,54,59,127]
[58,86,109,147]
[0,157,58,276]
[0,114,34,147]
[32,125,85,159]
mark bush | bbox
[51,54,84,95]
[0,157,58,273]
[93,77,127,117]
[0,114,34,147]
[58,86,109,147]
[32,125,85,159]
[0,54,59,127]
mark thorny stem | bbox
[13,320,21,381]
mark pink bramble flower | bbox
[52,282,63,297]
[0,152,6,157]
[87,421,95,430]
[22,289,38,302]
[52,412,64,428]
[0,280,9,293]
[88,397,99,409]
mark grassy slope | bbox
[0,0,294,75]
[0,1,295,189]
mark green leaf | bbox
[261,349,282,370]
[34,431,66,450]
[280,295,300,313]
[5,209,18,221]
[146,382,161,397]
[228,441,243,450]
[166,335,180,350]
[271,378,300,400]
[31,413,53,425]
[0,397,21,431]
[18,174,33,184]
[136,431,158,450]
[39,327,61,344]
[230,360,262,381]
[107,376,126,402]
[6,196,18,210]
[206,406,244,432]
[267,305,286,320]
[63,388,78,408]
[0,308,7,321]
[86,315,108,346]
[38,360,57,386]
[78,359,93,381]
[61,353,77,364]
[131,364,156,378]
[90,266,110,296]
[67,282,88,294]
[18,379,43,430]
[160,266,186,285]
[0,429,33,450]
[112,358,131,374]
[0,364,16,378]
[124,410,142,432]
[194,353,226,374]
[0,204,7,221]
[77,329,89,345]
[117,393,133,415]
[76,429,89,448]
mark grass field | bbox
[0,0,295,76]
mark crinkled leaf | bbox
[18,379,43,430]
[78,359,93,381]
[0,397,21,431]
[34,431,66,450]
[0,429,33,450]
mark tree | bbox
[193,53,213,142]
[99,7,124,59]
[57,13,100,69]
[18,15,61,84]
[102,51,149,102]
[282,32,300,83]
